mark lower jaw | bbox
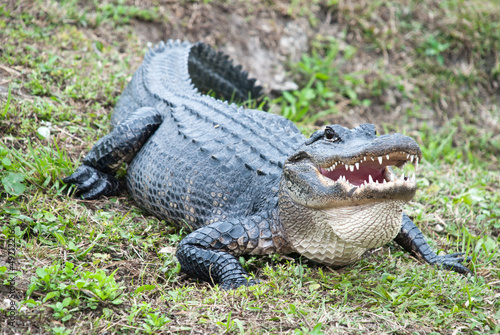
[325,173,417,201]
[285,200,405,266]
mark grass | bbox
[0,0,499,334]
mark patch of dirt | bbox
[132,1,312,93]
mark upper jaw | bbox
[319,150,421,173]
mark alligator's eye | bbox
[324,128,339,142]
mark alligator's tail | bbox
[188,42,265,107]
[112,40,266,128]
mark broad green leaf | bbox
[43,291,60,302]
[135,284,156,294]
[36,268,48,278]
[1,172,26,196]
[1,157,11,167]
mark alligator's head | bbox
[279,123,422,266]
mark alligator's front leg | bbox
[176,216,278,290]
[63,107,163,199]
[394,213,472,275]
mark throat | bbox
[319,201,404,248]
[279,196,404,266]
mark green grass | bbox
[0,0,499,334]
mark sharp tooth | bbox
[415,157,419,170]
[349,165,354,172]
[402,173,405,180]
[368,174,374,183]
[378,156,383,164]
[412,172,415,181]
[364,156,367,161]
[383,179,387,184]
[386,154,390,160]
[410,154,414,162]
[345,164,349,171]
[371,156,374,161]
[375,180,379,184]
[406,153,410,159]
[355,162,360,170]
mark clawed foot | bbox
[428,252,473,275]
[220,278,260,290]
[63,165,120,200]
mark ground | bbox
[0,0,499,334]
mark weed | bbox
[274,37,370,123]
[420,35,450,65]
[27,261,125,319]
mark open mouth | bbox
[318,151,420,188]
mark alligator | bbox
[63,40,472,289]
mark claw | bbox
[220,278,259,290]
[429,254,473,275]
[81,176,119,200]
[78,172,99,192]
[62,165,93,184]
[63,165,119,200]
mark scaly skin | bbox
[64,40,472,289]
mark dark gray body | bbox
[114,41,302,231]
[64,40,472,289]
